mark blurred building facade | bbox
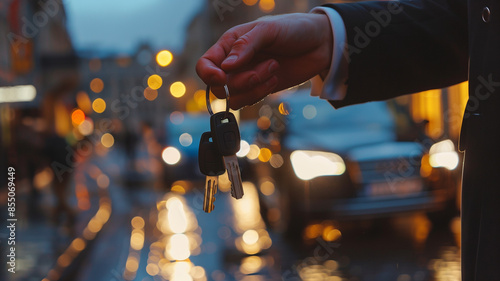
[0,0,78,185]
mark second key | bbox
[210,111,244,199]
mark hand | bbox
[196,13,333,109]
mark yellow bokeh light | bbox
[243,0,258,6]
[260,181,275,196]
[170,81,186,98]
[71,238,86,251]
[279,102,290,115]
[90,78,104,93]
[156,50,173,67]
[194,89,206,109]
[258,148,272,162]
[148,75,163,90]
[146,264,160,276]
[259,0,275,13]
[247,144,260,160]
[126,256,139,272]
[101,133,114,148]
[171,184,186,194]
[131,216,145,229]
[144,87,158,101]
[92,98,106,113]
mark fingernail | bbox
[223,55,238,64]
[249,75,260,86]
[268,61,279,74]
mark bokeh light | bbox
[303,104,317,119]
[236,140,251,157]
[279,102,290,115]
[259,0,275,12]
[71,109,85,125]
[78,118,94,136]
[92,98,106,113]
[170,111,184,125]
[257,116,271,130]
[170,81,186,98]
[90,78,104,93]
[144,87,158,101]
[162,147,181,165]
[101,133,115,148]
[148,74,163,90]
[247,144,260,160]
[260,180,275,196]
[156,50,173,67]
[179,133,193,147]
[243,0,258,6]
[76,91,92,113]
[242,230,259,245]
[258,148,272,162]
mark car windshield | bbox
[279,90,397,153]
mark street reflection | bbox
[230,182,272,255]
[148,194,206,281]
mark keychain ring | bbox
[206,85,230,116]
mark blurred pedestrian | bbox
[196,1,498,280]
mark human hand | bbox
[196,13,333,109]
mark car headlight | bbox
[290,150,346,180]
[162,147,181,165]
[429,139,459,170]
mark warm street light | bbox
[156,50,173,67]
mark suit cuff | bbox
[309,7,348,103]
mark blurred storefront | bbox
[0,0,78,186]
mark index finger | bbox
[196,25,254,86]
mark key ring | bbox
[206,84,230,117]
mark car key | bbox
[198,132,225,213]
[210,111,244,199]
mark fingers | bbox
[229,76,279,110]
[197,24,259,86]
[221,24,275,72]
[210,58,279,98]
[229,59,279,92]
[196,46,228,86]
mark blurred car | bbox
[161,112,208,187]
[252,90,461,234]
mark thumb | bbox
[221,24,274,71]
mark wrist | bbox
[314,13,334,78]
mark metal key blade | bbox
[203,176,218,213]
[224,155,243,199]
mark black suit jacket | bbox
[324,0,500,280]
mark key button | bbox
[482,6,491,23]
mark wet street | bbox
[5,143,461,281]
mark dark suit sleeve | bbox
[323,0,468,108]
